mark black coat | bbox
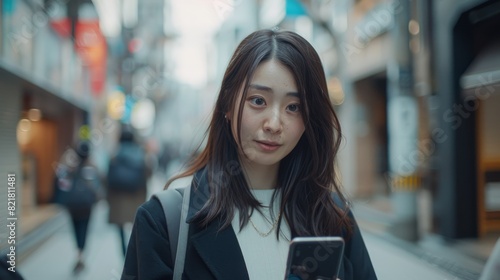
[122,177,377,280]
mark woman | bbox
[122,29,377,280]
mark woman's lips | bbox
[256,141,281,152]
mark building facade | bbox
[432,0,500,239]
[0,0,105,253]
[306,0,500,242]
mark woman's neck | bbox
[240,160,279,190]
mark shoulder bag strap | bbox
[174,184,191,279]
[154,184,191,280]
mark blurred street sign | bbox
[286,0,306,17]
[388,96,418,175]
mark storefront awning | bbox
[461,40,500,92]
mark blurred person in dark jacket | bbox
[53,141,102,274]
[106,127,151,256]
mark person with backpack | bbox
[106,127,150,256]
[53,141,102,274]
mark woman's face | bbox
[230,59,305,168]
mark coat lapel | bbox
[190,221,249,280]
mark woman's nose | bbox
[263,109,283,133]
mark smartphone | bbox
[284,237,345,280]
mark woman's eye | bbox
[287,104,301,112]
[250,97,266,106]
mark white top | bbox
[231,189,291,280]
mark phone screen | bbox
[285,237,344,280]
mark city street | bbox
[1,1,499,279]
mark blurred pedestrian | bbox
[52,141,102,274]
[159,141,181,174]
[123,29,377,279]
[106,127,150,256]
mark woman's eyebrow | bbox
[248,84,299,97]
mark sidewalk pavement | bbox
[17,200,125,280]
[365,233,458,280]
[353,202,486,280]
[16,173,170,280]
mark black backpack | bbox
[107,143,146,192]
[53,164,99,210]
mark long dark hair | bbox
[167,29,352,238]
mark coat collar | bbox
[186,168,210,222]
[186,168,250,280]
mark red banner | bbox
[50,18,107,96]
[75,20,107,96]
